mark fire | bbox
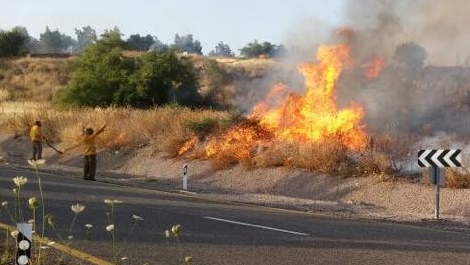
[178,43,368,159]
[178,136,198,156]
[204,121,273,160]
[251,44,366,150]
[364,57,384,79]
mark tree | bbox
[240,40,286,58]
[208,42,234,57]
[57,33,132,107]
[114,51,199,107]
[171,34,203,54]
[148,37,169,53]
[0,27,29,57]
[74,26,96,53]
[39,27,75,53]
[393,42,428,69]
[126,34,154,51]
[99,27,127,50]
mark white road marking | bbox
[204,216,309,236]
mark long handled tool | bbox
[45,139,63,154]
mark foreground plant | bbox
[27,159,47,265]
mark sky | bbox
[0,0,346,54]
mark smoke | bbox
[345,0,470,66]
[232,0,470,138]
[339,0,470,135]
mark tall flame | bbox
[178,44,368,159]
[251,44,366,150]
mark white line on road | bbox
[204,216,309,236]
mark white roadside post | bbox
[16,223,32,265]
[183,164,188,191]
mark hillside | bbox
[2,54,470,226]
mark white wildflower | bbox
[164,230,170,238]
[13,176,27,187]
[85,224,93,229]
[104,199,123,205]
[71,203,85,214]
[68,235,74,240]
[132,214,143,221]
[106,224,114,232]
[1,201,8,207]
[28,197,39,208]
[121,257,128,260]
[10,230,19,238]
[47,241,56,245]
[28,159,46,168]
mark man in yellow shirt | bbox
[29,120,44,161]
[82,125,106,181]
[64,124,106,181]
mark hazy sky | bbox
[0,0,345,54]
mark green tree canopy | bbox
[126,34,155,51]
[208,42,234,57]
[240,40,286,58]
[74,26,96,53]
[171,34,203,55]
[0,27,29,57]
[58,31,200,108]
[39,27,75,53]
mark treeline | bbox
[0,25,286,58]
[55,29,206,109]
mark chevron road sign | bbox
[418,149,462,168]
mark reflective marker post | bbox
[183,164,188,190]
[430,167,444,220]
[419,149,461,220]
[16,223,32,265]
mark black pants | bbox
[83,155,97,180]
[32,141,42,160]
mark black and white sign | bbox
[16,223,32,265]
[418,149,462,168]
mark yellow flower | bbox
[184,256,193,264]
[71,203,85,214]
[27,159,46,169]
[28,197,39,208]
[13,176,27,187]
[106,224,114,232]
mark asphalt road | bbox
[2,166,470,265]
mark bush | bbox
[57,39,200,108]
[184,118,219,138]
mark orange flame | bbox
[179,44,368,159]
[251,44,366,150]
[364,57,384,79]
[178,136,198,156]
